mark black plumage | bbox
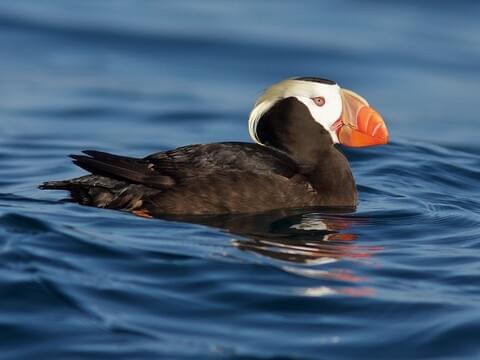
[40,90,358,216]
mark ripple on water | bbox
[0,133,479,359]
[1,2,480,356]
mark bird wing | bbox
[71,142,299,190]
[145,142,299,180]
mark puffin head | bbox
[248,77,388,158]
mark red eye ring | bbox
[312,96,325,107]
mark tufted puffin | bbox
[40,77,388,217]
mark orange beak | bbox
[334,89,388,147]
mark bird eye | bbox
[312,96,325,107]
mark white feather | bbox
[248,79,342,144]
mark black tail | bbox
[38,176,100,205]
[39,180,72,190]
[39,174,152,209]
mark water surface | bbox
[1,1,480,359]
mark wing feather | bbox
[70,150,175,189]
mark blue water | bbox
[1,1,480,359]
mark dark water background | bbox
[1,1,480,359]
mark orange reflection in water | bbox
[229,211,381,298]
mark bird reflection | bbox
[161,207,378,263]
[159,208,380,297]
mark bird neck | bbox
[304,146,356,204]
[254,96,357,206]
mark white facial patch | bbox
[295,94,342,143]
[249,79,343,144]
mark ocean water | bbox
[1,1,480,359]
